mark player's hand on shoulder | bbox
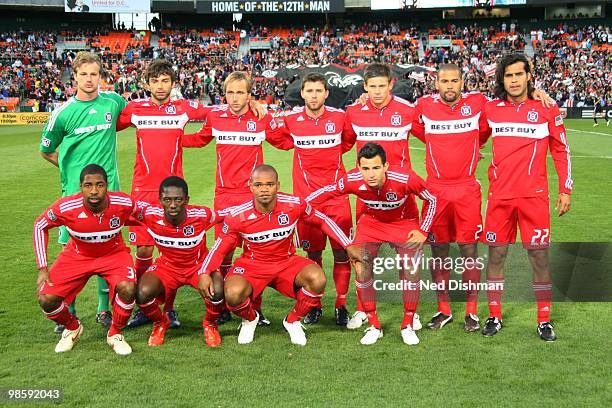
[533,89,555,108]
[249,100,267,120]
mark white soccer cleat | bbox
[401,325,420,345]
[237,311,259,344]
[107,334,132,356]
[55,322,83,353]
[412,313,422,331]
[360,326,383,345]
[283,318,307,346]
[346,311,368,330]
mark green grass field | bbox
[1,120,611,407]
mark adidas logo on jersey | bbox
[358,184,368,190]
[296,116,305,122]
[247,213,257,220]
[156,219,165,225]
[88,108,97,114]
[78,211,88,219]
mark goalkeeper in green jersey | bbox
[39,52,126,333]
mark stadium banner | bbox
[0,112,51,126]
[197,0,345,13]
[64,0,151,13]
[561,107,612,120]
[371,0,525,9]
[266,63,434,108]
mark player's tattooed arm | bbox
[40,151,59,167]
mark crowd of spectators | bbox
[0,22,609,112]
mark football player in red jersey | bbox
[274,73,354,326]
[117,61,266,329]
[133,177,224,347]
[197,165,358,346]
[307,143,438,345]
[33,165,137,355]
[188,71,290,326]
[480,54,572,341]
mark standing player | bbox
[189,71,290,325]
[411,64,491,332]
[33,165,137,355]
[39,52,126,332]
[133,176,224,347]
[275,73,354,326]
[306,143,437,345]
[412,64,555,331]
[342,63,419,329]
[117,60,266,329]
[480,54,572,341]
[197,165,356,346]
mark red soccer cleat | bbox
[148,317,171,347]
[203,323,221,347]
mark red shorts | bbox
[354,214,420,245]
[483,195,551,249]
[146,261,200,303]
[226,255,317,300]
[214,191,252,240]
[129,190,157,246]
[39,247,136,305]
[298,198,353,252]
[424,181,483,244]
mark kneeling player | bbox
[198,165,357,346]
[307,143,438,345]
[33,165,137,355]
[133,176,225,347]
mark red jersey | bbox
[193,106,288,195]
[306,167,437,234]
[483,99,573,199]
[199,193,352,275]
[279,106,350,203]
[344,95,416,168]
[135,204,220,270]
[413,92,490,183]
[33,192,135,268]
[117,98,212,194]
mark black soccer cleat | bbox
[256,309,271,326]
[303,307,322,325]
[482,317,502,337]
[127,309,151,328]
[426,312,453,330]
[464,313,480,332]
[335,306,349,326]
[96,311,112,328]
[166,310,181,329]
[216,308,232,325]
[537,322,557,342]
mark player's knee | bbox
[116,281,136,303]
[459,243,478,259]
[224,284,247,306]
[38,294,61,313]
[136,284,156,304]
[303,268,326,294]
[488,246,508,265]
[136,245,154,258]
[332,249,349,263]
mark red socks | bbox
[333,260,351,308]
[43,302,79,331]
[356,278,380,328]
[286,288,323,323]
[204,299,225,326]
[487,278,505,320]
[137,298,165,323]
[228,298,257,321]
[109,293,135,336]
[463,264,481,316]
[534,281,553,324]
[135,255,153,280]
